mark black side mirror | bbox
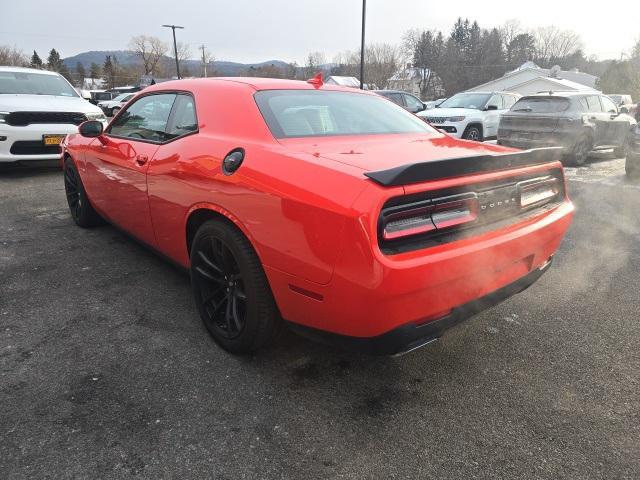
[79,120,104,138]
[620,107,628,114]
[486,105,498,111]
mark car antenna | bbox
[307,72,324,88]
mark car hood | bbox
[0,94,101,114]
[417,107,480,118]
[99,100,120,107]
[279,133,512,173]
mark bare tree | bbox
[128,35,168,75]
[534,26,583,65]
[499,19,523,51]
[304,51,327,78]
[0,45,29,67]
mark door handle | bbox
[135,154,148,165]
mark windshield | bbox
[511,97,570,113]
[114,93,132,102]
[255,90,435,138]
[0,71,78,96]
[438,93,491,109]
[607,95,622,104]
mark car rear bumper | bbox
[266,200,574,342]
[287,258,552,355]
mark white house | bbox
[82,77,107,90]
[466,62,599,95]
[324,76,360,88]
[387,67,445,99]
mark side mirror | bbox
[486,105,498,111]
[79,120,104,138]
[620,107,629,114]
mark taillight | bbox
[379,173,563,247]
[382,194,479,241]
[517,177,560,209]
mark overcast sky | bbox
[1,0,637,63]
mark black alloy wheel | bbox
[63,158,103,227]
[190,220,281,353]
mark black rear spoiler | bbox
[364,147,563,187]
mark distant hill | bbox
[63,50,296,76]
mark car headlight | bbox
[446,116,466,122]
[0,112,8,124]
[86,112,107,122]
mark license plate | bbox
[43,134,65,146]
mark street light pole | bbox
[359,0,366,89]
[162,24,184,79]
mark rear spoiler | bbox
[364,147,563,187]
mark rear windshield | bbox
[0,71,78,97]
[510,97,570,113]
[254,90,434,138]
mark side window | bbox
[385,93,404,106]
[585,95,603,113]
[166,94,198,139]
[403,94,424,111]
[577,97,589,111]
[487,94,503,109]
[600,96,617,114]
[108,93,176,142]
[502,95,517,109]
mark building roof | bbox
[388,67,430,82]
[468,61,598,92]
[324,76,360,88]
[508,76,597,93]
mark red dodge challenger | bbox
[61,77,574,355]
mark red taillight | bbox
[517,177,560,209]
[382,194,478,241]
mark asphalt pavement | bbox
[1,157,639,479]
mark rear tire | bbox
[567,133,592,166]
[63,157,103,227]
[190,219,281,354]
[462,125,483,141]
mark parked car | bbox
[0,66,107,163]
[61,78,573,355]
[606,94,634,113]
[376,90,426,113]
[97,93,136,117]
[498,92,637,165]
[626,124,640,179]
[424,98,446,109]
[89,90,118,105]
[417,91,520,141]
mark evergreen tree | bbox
[89,62,102,79]
[47,48,63,71]
[30,50,43,69]
[103,55,116,89]
[76,62,86,82]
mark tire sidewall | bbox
[190,220,275,353]
[463,125,482,141]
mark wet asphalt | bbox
[1,157,639,479]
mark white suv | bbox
[0,66,107,163]
[417,91,520,141]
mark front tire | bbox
[462,125,482,141]
[190,220,281,354]
[63,157,103,227]
[111,107,120,117]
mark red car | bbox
[61,77,574,355]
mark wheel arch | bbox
[185,204,259,260]
[462,122,484,139]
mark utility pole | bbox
[200,44,207,77]
[359,0,366,89]
[162,24,184,79]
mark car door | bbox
[599,95,628,146]
[584,94,609,147]
[402,93,425,114]
[83,92,177,246]
[484,94,504,138]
